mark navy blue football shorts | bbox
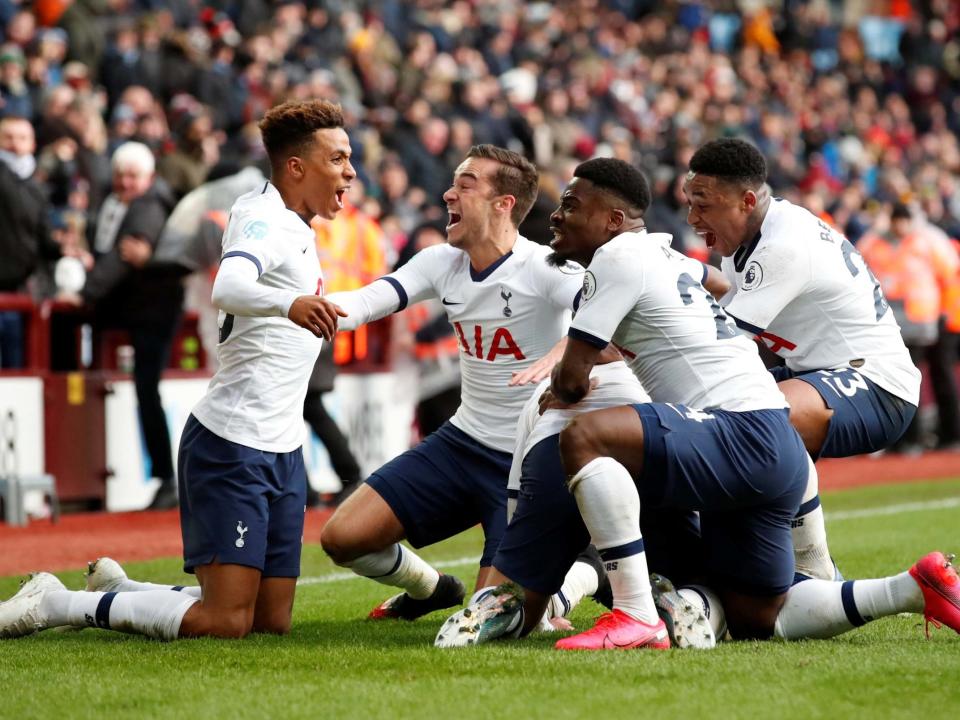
[177,414,306,577]
[366,421,511,566]
[494,435,590,596]
[770,366,916,459]
[633,403,807,596]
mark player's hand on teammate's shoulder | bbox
[288,296,347,340]
[537,377,600,414]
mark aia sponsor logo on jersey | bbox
[452,322,525,361]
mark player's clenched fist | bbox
[288,296,347,339]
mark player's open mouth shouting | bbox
[693,226,718,248]
[446,211,462,232]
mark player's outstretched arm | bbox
[325,279,406,331]
[288,296,346,340]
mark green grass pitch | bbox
[2,479,960,720]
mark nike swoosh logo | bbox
[301,247,308,253]
[603,634,641,649]
[442,297,463,306]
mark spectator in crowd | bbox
[70,141,181,509]
[157,106,220,199]
[0,44,32,119]
[311,180,389,367]
[0,115,58,367]
[859,202,960,452]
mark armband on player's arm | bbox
[212,254,299,318]
[325,278,405,331]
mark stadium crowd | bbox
[0,0,959,452]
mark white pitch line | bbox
[297,498,960,586]
[826,496,960,521]
[298,555,479,586]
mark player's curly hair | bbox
[573,158,651,214]
[466,144,539,227]
[689,138,767,188]
[258,99,344,167]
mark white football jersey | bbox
[330,234,583,452]
[192,182,324,452]
[508,361,650,493]
[720,198,920,405]
[570,231,786,412]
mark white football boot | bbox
[650,573,716,649]
[435,583,523,648]
[85,557,128,593]
[0,572,65,638]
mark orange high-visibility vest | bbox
[943,238,960,332]
[311,204,388,364]
[858,230,957,325]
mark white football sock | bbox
[568,457,657,625]
[112,579,202,598]
[545,560,599,619]
[774,574,923,639]
[792,455,836,581]
[344,544,440,599]
[41,589,198,640]
[678,585,728,639]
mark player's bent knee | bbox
[558,416,602,472]
[252,614,292,635]
[722,596,783,641]
[189,606,255,639]
[319,522,353,565]
[726,616,776,641]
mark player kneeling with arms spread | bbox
[436,158,960,650]
[0,99,353,641]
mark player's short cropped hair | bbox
[573,157,651,215]
[465,144,539,227]
[689,138,767,189]
[111,141,155,176]
[258,99,344,168]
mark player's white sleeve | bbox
[326,280,402,331]
[327,245,445,330]
[723,242,809,333]
[531,255,584,310]
[568,245,645,345]
[718,257,738,307]
[212,255,299,318]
